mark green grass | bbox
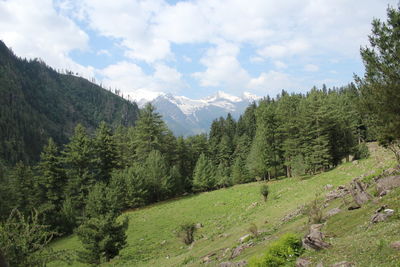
[50,143,398,266]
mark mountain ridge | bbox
[140,91,261,136]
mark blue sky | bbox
[0,0,397,101]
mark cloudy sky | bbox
[0,0,397,100]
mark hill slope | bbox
[0,41,139,164]
[50,144,399,266]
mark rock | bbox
[325,208,341,218]
[330,261,354,267]
[238,234,251,243]
[371,208,394,223]
[302,224,331,250]
[326,186,349,201]
[390,241,400,250]
[231,243,253,259]
[324,184,334,190]
[352,160,358,165]
[383,167,399,177]
[378,190,389,197]
[247,202,258,209]
[195,223,203,229]
[348,204,361,210]
[222,248,231,257]
[281,205,305,223]
[376,176,400,194]
[220,261,247,267]
[349,179,371,206]
[296,257,311,267]
[316,263,324,267]
[160,240,166,245]
[202,252,216,263]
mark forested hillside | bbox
[0,41,139,165]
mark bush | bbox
[353,143,370,160]
[260,184,269,202]
[306,194,324,224]
[249,223,259,237]
[178,222,196,245]
[249,233,303,267]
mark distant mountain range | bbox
[138,91,261,136]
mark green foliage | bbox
[353,142,370,160]
[249,223,259,237]
[260,184,269,202]
[356,6,400,162]
[192,153,216,191]
[77,183,128,265]
[178,222,196,245]
[76,214,128,265]
[0,209,67,267]
[0,41,138,165]
[249,233,303,267]
[306,194,324,224]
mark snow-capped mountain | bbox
[137,91,261,136]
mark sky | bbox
[0,0,397,101]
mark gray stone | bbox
[302,224,331,250]
[390,241,400,250]
[220,261,247,267]
[325,208,341,218]
[331,261,354,267]
[238,234,251,243]
[296,257,311,267]
[371,208,394,223]
[376,176,400,194]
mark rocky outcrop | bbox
[376,176,400,194]
[349,179,371,206]
[220,261,247,267]
[302,224,331,250]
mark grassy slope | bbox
[50,143,398,266]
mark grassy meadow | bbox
[50,143,399,266]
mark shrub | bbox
[249,223,259,237]
[178,222,196,245]
[306,194,324,224]
[249,233,303,267]
[353,143,370,160]
[260,184,269,202]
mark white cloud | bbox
[304,64,319,72]
[248,71,298,95]
[0,0,93,77]
[192,42,250,91]
[99,61,186,100]
[274,61,288,69]
[257,39,310,59]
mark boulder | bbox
[220,261,247,267]
[324,184,334,190]
[325,208,341,218]
[238,234,251,243]
[326,187,349,201]
[231,243,253,259]
[371,208,394,223]
[390,241,400,250]
[302,224,331,250]
[376,176,400,194]
[331,261,354,267]
[349,179,371,206]
[195,223,203,229]
[296,257,311,267]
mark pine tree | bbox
[62,124,96,214]
[132,104,169,162]
[77,183,128,265]
[144,150,171,202]
[356,5,400,162]
[93,122,118,183]
[36,138,66,231]
[192,153,216,191]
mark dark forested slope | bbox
[0,41,139,164]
